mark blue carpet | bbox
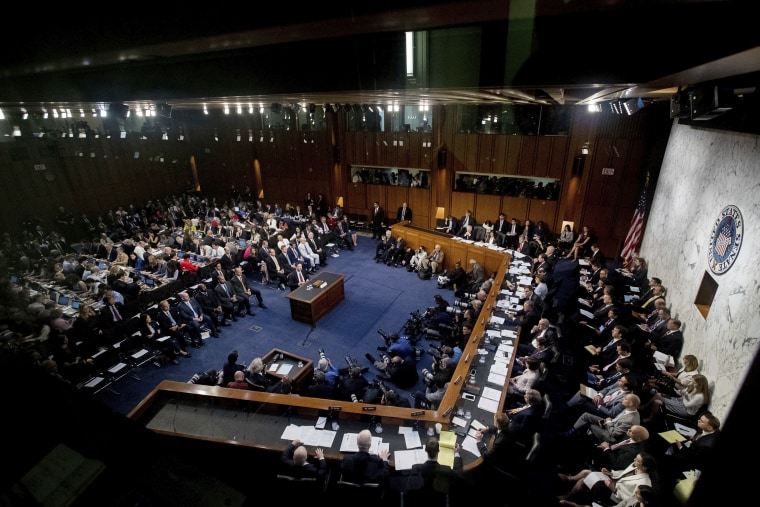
[95,234,444,415]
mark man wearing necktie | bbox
[177,291,219,342]
[230,265,266,313]
[495,212,508,234]
[566,391,641,443]
[287,262,310,291]
[593,425,650,470]
[396,202,413,224]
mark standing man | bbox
[443,215,458,235]
[371,201,385,239]
[494,212,509,234]
[457,210,477,235]
[396,202,413,224]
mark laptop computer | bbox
[57,295,70,307]
[71,300,81,310]
[239,240,246,248]
[49,290,58,303]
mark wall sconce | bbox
[336,196,344,207]
[435,207,445,220]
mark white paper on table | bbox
[376,441,389,456]
[477,397,499,413]
[579,309,594,319]
[462,435,482,457]
[500,289,514,296]
[489,316,505,325]
[490,362,508,376]
[269,363,280,372]
[301,426,320,445]
[398,426,413,434]
[579,259,590,266]
[498,342,514,353]
[486,329,501,338]
[340,433,359,452]
[481,386,502,401]
[280,424,301,440]
[509,297,520,304]
[496,300,510,309]
[468,427,481,438]
[518,276,533,285]
[493,354,510,365]
[316,430,338,447]
[630,286,640,293]
[501,329,517,338]
[404,431,423,449]
[470,419,487,431]
[394,449,428,471]
[488,371,507,386]
[451,416,468,428]
[315,417,327,429]
[277,364,293,376]
[674,423,697,438]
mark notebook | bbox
[437,430,458,468]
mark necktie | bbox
[111,306,121,321]
[610,438,631,450]
[238,276,247,290]
[186,301,197,318]
[223,284,229,296]
[273,257,281,271]
[166,311,176,325]
[603,389,621,404]
[298,271,304,283]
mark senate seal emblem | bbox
[708,205,743,275]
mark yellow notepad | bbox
[659,430,687,443]
[438,430,457,468]
[584,344,598,355]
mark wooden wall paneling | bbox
[517,136,538,176]
[449,243,469,268]
[342,132,355,165]
[548,136,569,179]
[452,133,467,172]
[346,180,367,215]
[375,132,388,166]
[409,132,422,168]
[386,186,408,219]
[397,132,410,167]
[366,185,388,216]
[598,140,630,208]
[491,135,507,173]
[534,137,553,177]
[505,136,522,175]
[465,133,479,171]
[527,199,558,234]
[421,133,434,170]
[474,193,502,224]
[584,138,614,207]
[352,132,367,165]
[408,187,431,228]
[582,204,617,255]
[478,135,494,173]
[450,192,475,220]
[501,196,529,222]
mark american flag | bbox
[715,218,733,256]
[620,185,648,265]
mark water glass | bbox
[464,410,472,420]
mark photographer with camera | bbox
[336,365,371,402]
[315,349,340,385]
[378,330,414,359]
[374,353,419,389]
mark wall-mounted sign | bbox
[602,167,615,175]
[708,204,743,275]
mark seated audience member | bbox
[215,274,242,318]
[305,370,336,399]
[244,357,276,391]
[589,425,650,471]
[472,412,523,479]
[639,374,710,424]
[230,265,267,312]
[405,437,462,499]
[506,389,545,445]
[177,290,220,340]
[279,440,327,480]
[587,342,633,385]
[644,354,699,399]
[156,300,193,353]
[139,312,183,364]
[512,336,553,376]
[195,282,235,325]
[658,411,720,491]
[566,374,638,420]
[221,349,246,386]
[340,429,390,484]
[564,394,641,445]
[422,244,445,274]
[375,354,419,389]
[506,356,541,400]
[227,370,249,390]
[647,318,684,363]
[557,452,657,507]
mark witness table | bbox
[286,271,345,325]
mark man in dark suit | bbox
[457,210,476,235]
[651,318,684,362]
[214,274,241,319]
[279,440,327,480]
[194,282,235,325]
[590,424,650,470]
[177,291,219,340]
[286,262,310,291]
[230,265,265,312]
[660,412,720,491]
[475,412,523,474]
[494,212,509,234]
[511,300,541,346]
[264,247,289,290]
[156,299,193,352]
[505,218,520,248]
[370,201,385,239]
[443,215,458,235]
[405,437,462,501]
[375,229,396,261]
[341,429,390,484]
[396,202,412,223]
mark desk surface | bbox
[286,271,344,303]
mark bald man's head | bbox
[630,425,649,443]
[357,429,372,451]
[293,445,308,465]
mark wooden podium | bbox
[286,271,345,325]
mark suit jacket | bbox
[458,214,476,231]
[598,440,648,470]
[407,457,462,494]
[508,405,543,443]
[215,281,237,305]
[279,443,326,480]
[443,217,458,235]
[219,252,236,272]
[340,451,389,484]
[396,206,412,222]
[286,269,309,290]
[668,431,719,472]
[590,409,640,443]
[156,307,184,333]
[194,289,222,313]
[286,245,302,265]
[654,330,684,360]
[494,218,509,234]
[469,263,485,286]
[371,206,385,226]
[177,299,205,323]
[276,252,294,273]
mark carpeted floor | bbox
[95,232,444,415]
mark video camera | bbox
[445,306,463,316]
[453,299,472,309]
